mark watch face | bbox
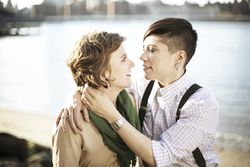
[112,123,119,130]
[111,117,125,131]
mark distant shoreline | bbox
[43,14,250,22]
[1,14,249,36]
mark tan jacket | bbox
[52,115,119,167]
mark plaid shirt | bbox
[130,73,219,167]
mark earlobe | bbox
[175,64,179,70]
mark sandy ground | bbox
[0,108,250,167]
[0,108,55,147]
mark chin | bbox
[125,82,132,88]
[117,82,131,89]
[124,81,132,88]
[144,73,154,80]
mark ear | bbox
[103,70,110,79]
[175,50,186,64]
[100,75,106,81]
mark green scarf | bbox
[88,90,140,167]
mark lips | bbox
[126,74,131,77]
[143,65,152,71]
[126,71,132,77]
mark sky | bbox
[1,0,239,9]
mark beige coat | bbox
[52,114,120,167]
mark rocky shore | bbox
[0,108,249,167]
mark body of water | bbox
[0,19,250,139]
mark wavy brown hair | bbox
[67,31,125,88]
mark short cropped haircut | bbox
[144,18,198,67]
[67,31,125,88]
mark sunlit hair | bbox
[143,18,198,67]
[67,31,125,88]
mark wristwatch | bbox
[110,117,126,131]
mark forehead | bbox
[143,35,167,47]
[109,44,125,61]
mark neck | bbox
[98,86,123,106]
[159,69,185,88]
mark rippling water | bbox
[0,19,250,138]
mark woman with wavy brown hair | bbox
[52,31,140,167]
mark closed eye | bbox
[143,45,156,53]
[148,48,155,53]
[121,55,128,61]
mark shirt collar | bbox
[156,72,195,103]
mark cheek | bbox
[156,57,175,72]
[110,68,123,82]
[146,56,155,69]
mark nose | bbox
[129,59,135,68]
[140,52,147,61]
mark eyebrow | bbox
[143,44,157,49]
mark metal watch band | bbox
[110,117,126,131]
